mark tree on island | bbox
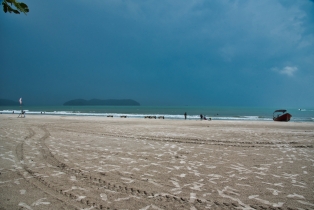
[2,0,29,15]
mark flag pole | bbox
[19,98,23,117]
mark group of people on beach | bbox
[200,114,206,120]
[184,112,211,121]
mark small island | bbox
[63,99,140,106]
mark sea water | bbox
[1,106,313,122]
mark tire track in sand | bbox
[12,123,300,210]
[57,127,313,149]
[15,126,86,210]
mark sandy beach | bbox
[0,114,313,210]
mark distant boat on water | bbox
[273,110,292,122]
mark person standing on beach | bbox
[184,112,187,120]
[18,110,25,118]
[200,114,203,120]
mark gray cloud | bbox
[272,66,298,77]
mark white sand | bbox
[0,114,313,210]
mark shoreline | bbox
[1,105,313,122]
[1,114,313,209]
[1,113,313,123]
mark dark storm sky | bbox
[1,0,313,107]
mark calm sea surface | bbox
[1,106,313,122]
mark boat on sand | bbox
[273,110,292,122]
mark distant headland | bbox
[63,99,140,106]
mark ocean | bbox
[1,106,313,122]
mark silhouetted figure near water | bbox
[200,114,203,120]
[184,112,187,120]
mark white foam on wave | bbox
[4,109,312,122]
[0,109,275,121]
[0,109,29,113]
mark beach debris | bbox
[145,116,165,119]
[144,116,156,119]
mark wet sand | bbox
[0,114,313,210]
